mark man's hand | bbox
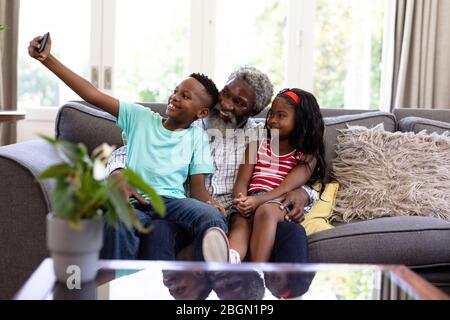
[207,199,228,217]
[110,169,149,205]
[279,188,310,223]
[28,34,52,62]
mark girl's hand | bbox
[236,196,262,215]
[28,34,52,62]
[232,192,246,206]
[233,193,256,217]
[233,193,248,214]
[207,199,228,217]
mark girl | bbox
[229,88,326,262]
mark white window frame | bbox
[189,0,216,76]
[286,0,316,91]
[91,0,115,96]
[380,0,397,112]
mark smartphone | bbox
[38,32,50,53]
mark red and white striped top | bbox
[248,139,303,193]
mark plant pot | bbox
[46,213,103,283]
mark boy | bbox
[28,34,227,260]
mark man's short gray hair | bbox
[227,67,274,114]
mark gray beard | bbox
[207,104,246,135]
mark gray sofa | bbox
[1,101,450,299]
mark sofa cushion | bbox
[308,216,450,268]
[332,126,450,222]
[323,112,396,178]
[301,183,338,236]
[398,116,450,134]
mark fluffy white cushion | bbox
[331,127,450,222]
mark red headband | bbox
[279,88,300,105]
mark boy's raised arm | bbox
[28,35,119,117]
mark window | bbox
[17,0,385,110]
[214,0,384,109]
[114,0,190,102]
[313,0,384,109]
[17,0,91,108]
[215,0,288,92]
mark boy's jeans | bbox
[100,197,228,261]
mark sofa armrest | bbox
[0,139,61,299]
[398,116,450,134]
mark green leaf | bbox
[52,180,76,220]
[38,164,71,180]
[105,180,152,233]
[78,185,107,219]
[38,136,155,234]
[39,134,84,165]
[106,181,133,230]
[128,207,153,234]
[57,140,84,165]
[38,134,57,145]
[122,169,166,217]
[134,221,154,234]
[103,202,118,227]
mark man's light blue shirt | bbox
[116,101,214,199]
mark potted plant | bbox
[38,136,165,283]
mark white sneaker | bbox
[229,249,241,264]
[202,227,230,263]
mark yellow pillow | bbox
[301,183,339,236]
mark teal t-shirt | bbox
[116,101,214,199]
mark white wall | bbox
[17,108,58,142]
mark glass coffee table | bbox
[15,258,449,300]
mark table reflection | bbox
[159,269,315,300]
[162,270,212,300]
[40,262,441,300]
[264,271,315,299]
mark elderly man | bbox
[104,67,317,263]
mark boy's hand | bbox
[110,169,149,205]
[207,199,228,217]
[28,34,52,62]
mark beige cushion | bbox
[331,127,450,222]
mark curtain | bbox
[0,0,20,145]
[388,0,450,110]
